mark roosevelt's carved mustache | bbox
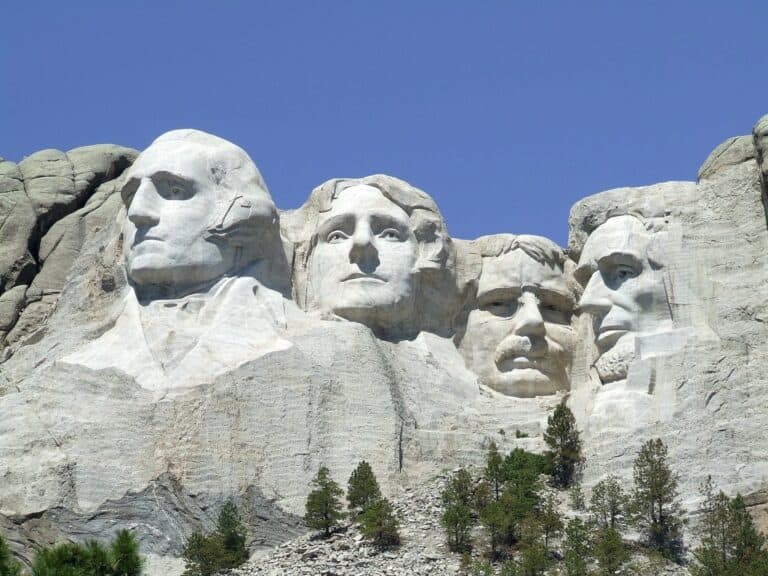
[494,334,546,367]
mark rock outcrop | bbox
[1,118,768,574]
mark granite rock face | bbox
[0,144,137,351]
[2,119,768,574]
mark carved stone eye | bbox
[379,229,401,241]
[327,231,347,243]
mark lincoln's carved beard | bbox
[594,332,635,384]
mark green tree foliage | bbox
[543,401,582,488]
[110,530,143,576]
[485,441,505,501]
[590,475,626,531]
[347,461,382,514]
[538,493,563,552]
[441,469,474,552]
[30,532,143,576]
[629,438,684,560]
[500,449,546,541]
[514,518,552,576]
[0,533,22,576]
[692,477,768,576]
[478,500,511,559]
[360,498,400,548]
[569,482,586,511]
[182,499,248,576]
[305,466,345,537]
[562,517,592,576]
[593,527,629,575]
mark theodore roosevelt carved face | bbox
[575,214,672,383]
[121,129,278,297]
[459,235,574,397]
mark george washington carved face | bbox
[121,129,277,296]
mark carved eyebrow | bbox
[315,214,355,239]
[597,251,644,270]
[477,285,520,303]
[536,287,575,311]
[369,214,411,233]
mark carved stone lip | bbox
[341,273,385,283]
[497,356,548,373]
[595,328,630,350]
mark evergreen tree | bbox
[485,441,505,501]
[215,500,248,567]
[515,518,551,576]
[629,438,684,560]
[569,482,586,511]
[478,500,510,559]
[589,475,626,531]
[182,532,220,576]
[692,477,768,576]
[305,466,345,537]
[441,468,474,552]
[109,530,143,576]
[593,527,628,575]
[543,401,582,488]
[360,498,400,548]
[563,517,591,576]
[500,449,546,541]
[0,533,22,576]
[183,500,248,576]
[538,493,563,553]
[347,461,382,514]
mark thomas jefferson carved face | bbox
[308,184,418,331]
[461,243,573,397]
[576,215,672,383]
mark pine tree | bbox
[593,527,628,575]
[692,477,768,576]
[305,466,345,537]
[478,500,510,559]
[485,441,505,501]
[515,517,551,576]
[543,401,582,488]
[538,493,563,553]
[109,530,143,576]
[0,533,22,576]
[360,498,400,548]
[215,499,248,567]
[589,475,626,531]
[563,517,591,576]
[347,461,382,514]
[629,438,684,560]
[441,468,474,552]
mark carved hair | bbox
[470,233,567,270]
[300,174,454,275]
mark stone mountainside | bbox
[0,118,767,575]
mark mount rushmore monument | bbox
[1,117,768,571]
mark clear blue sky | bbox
[2,1,767,247]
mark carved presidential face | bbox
[461,248,573,397]
[576,215,672,383]
[308,184,418,331]
[122,141,237,290]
